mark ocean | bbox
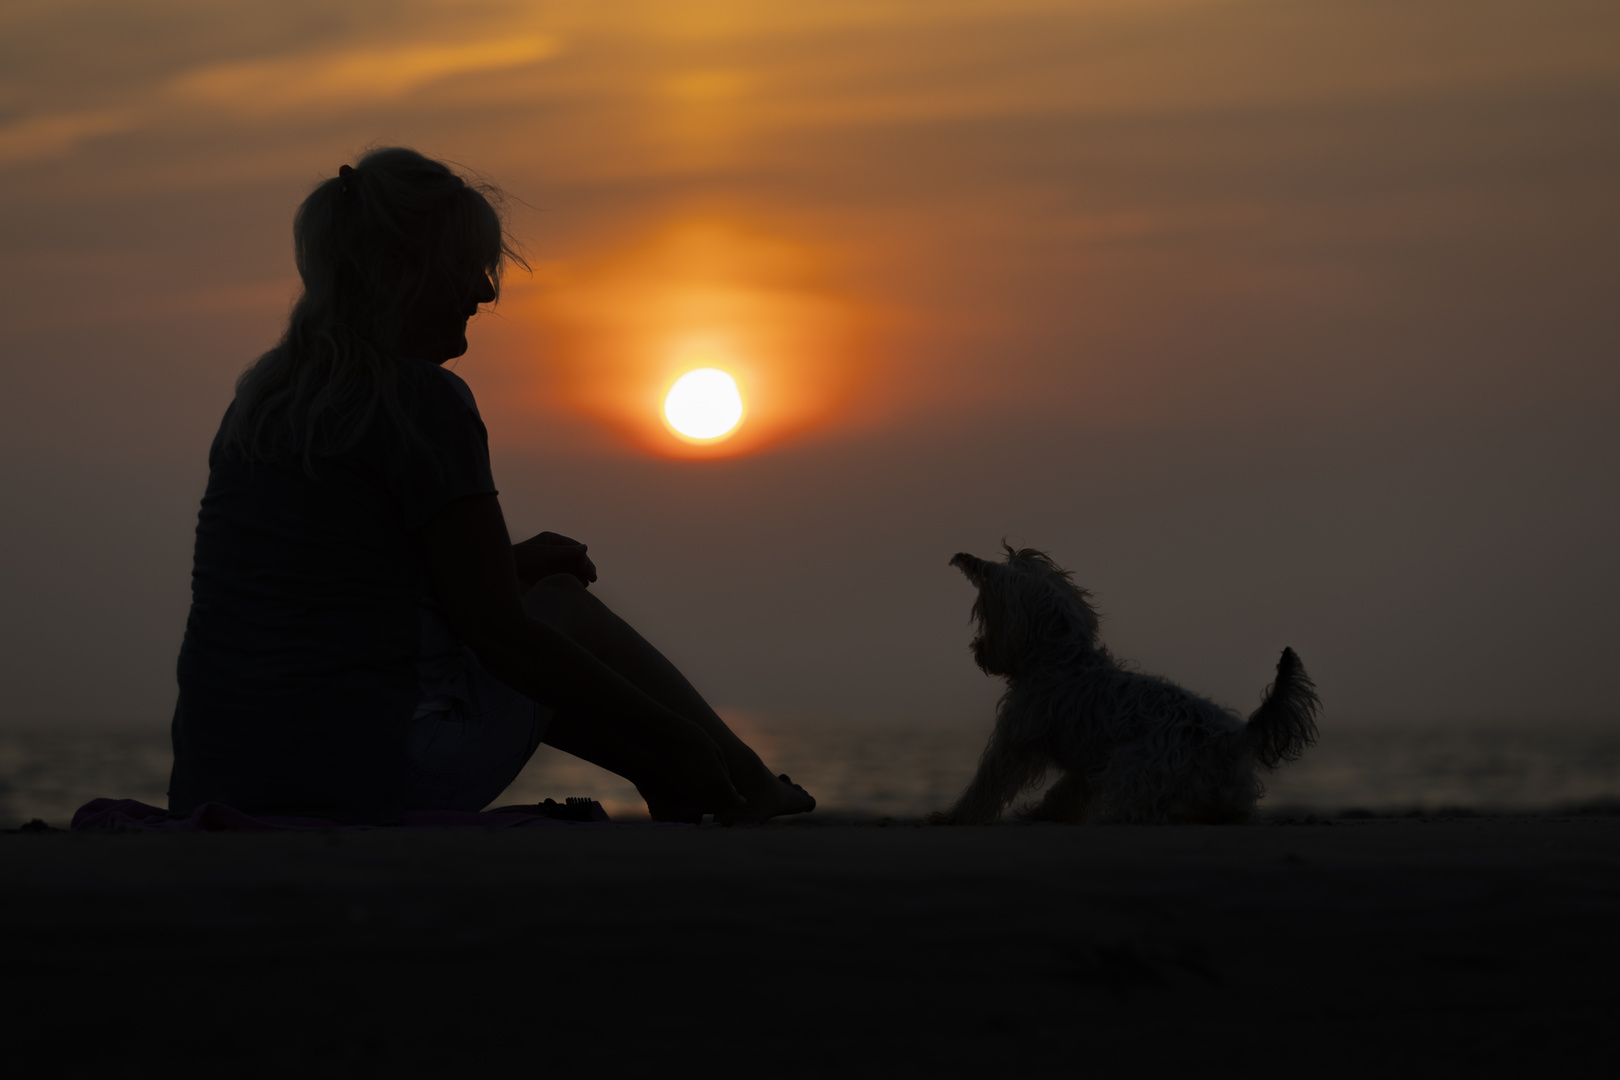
[4,717,1618,828]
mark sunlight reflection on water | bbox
[2,720,1617,828]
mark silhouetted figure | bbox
[169,148,813,825]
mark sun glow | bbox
[663,367,745,442]
[504,223,864,458]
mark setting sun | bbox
[663,367,744,442]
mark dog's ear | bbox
[1002,547,1102,657]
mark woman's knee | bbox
[521,573,608,633]
[523,572,587,597]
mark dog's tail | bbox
[1242,648,1321,770]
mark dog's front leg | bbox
[941,772,1009,824]
[939,726,1038,825]
[1018,771,1091,824]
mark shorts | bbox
[404,648,553,812]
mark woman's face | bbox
[399,258,497,364]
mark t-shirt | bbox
[169,359,497,823]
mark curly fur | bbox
[937,545,1320,825]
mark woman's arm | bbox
[420,494,743,813]
[511,530,596,587]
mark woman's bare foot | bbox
[719,773,815,825]
[639,773,811,825]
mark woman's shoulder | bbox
[430,363,482,418]
[403,359,483,423]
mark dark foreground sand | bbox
[4,816,1617,1077]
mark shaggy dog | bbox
[936,546,1320,825]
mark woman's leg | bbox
[522,575,814,821]
[540,711,728,822]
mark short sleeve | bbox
[390,363,498,530]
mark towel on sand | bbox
[71,797,611,832]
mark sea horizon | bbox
[6,714,1617,829]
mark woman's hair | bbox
[224,147,524,469]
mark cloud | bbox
[166,36,559,116]
[0,109,136,166]
[0,34,558,168]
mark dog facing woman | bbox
[169,148,814,825]
[936,546,1320,824]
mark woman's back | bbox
[171,359,495,821]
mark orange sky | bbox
[1,1,1617,725]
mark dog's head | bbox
[950,545,1101,678]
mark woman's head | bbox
[295,148,516,363]
[227,148,524,466]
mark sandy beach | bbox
[4,815,1616,1076]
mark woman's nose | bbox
[472,272,496,304]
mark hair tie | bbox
[337,164,355,197]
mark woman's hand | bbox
[512,531,597,588]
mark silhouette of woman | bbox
[169,148,814,824]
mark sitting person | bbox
[169,147,814,825]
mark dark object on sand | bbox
[527,797,603,823]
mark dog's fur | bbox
[938,546,1320,825]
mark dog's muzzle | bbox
[950,552,984,581]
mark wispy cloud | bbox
[167,36,558,115]
[0,34,558,168]
[0,109,137,166]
